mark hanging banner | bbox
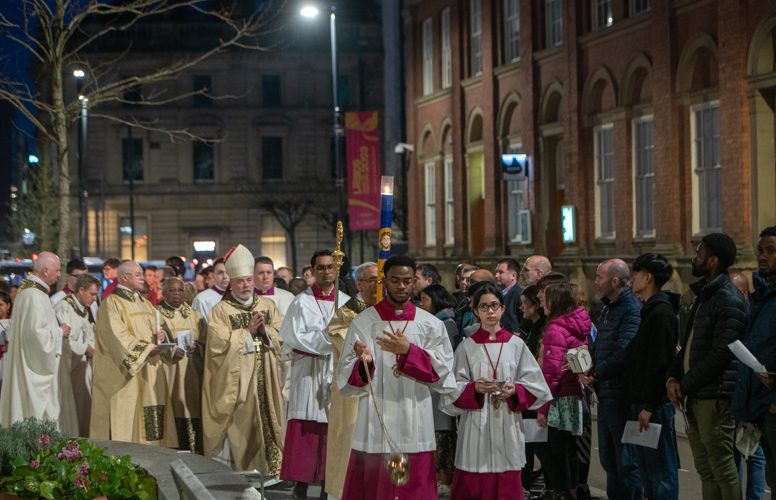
[345,111,381,231]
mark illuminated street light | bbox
[300,5,319,18]
[73,69,85,78]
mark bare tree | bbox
[8,155,60,256]
[0,0,280,258]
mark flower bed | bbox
[0,419,156,499]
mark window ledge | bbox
[415,88,452,108]
[494,59,521,76]
[534,46,562,63]
[461,74,483,90]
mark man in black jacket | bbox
[494,257,522,333]
[626,253,680,500]
[666,233,747,500]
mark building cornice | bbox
[578,15,651,50]
[494,59,522,78]
[415,88,453,108]
[461,75,483,90]
[533,47,562,64]
[672,0,714,15]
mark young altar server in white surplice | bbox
[441,282,552,500]
[337,255,456,500]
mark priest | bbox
[337,255,456,499]
[158,276,207,453]
[325,261,378,499]
[279,250,350,499]
[0,251,71,426]
[202,244,286,475]
[192,257,229,321]
[90,260,183,446]
[54,274,100,437]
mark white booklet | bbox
[176,330,193,350]
[522,419,548,443]
[621,420,662,449]
[728,340,769,375]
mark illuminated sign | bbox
[501,154,530,179]
[561,205,576,243]
[193,240,216,252]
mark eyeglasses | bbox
[476,302,503,312]
[315,265,335,272]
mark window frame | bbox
[591,0,613,30]
[630,0,651,16]
[425,161,437,247]
[444,156,454,245]
[193,140,215,183]
[441,8,452,89]
[192,74,212,108]
[690,101,722,234]
[122,137,144,183]
[262,74,281,107]
[594,124,616,239]
[544,0,563,48]
[422,18,434,96]
[632,116,655,238]
[503,0,520,63]
[261,136,284,181]
[470,0,483,76]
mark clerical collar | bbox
[311,284,335,302]
[375,299,416,321]
[115,285,140,302]
[255,287,274,296]
[233,294,253,307]
[28,274,51,293]
[212,285,226,296]
[470,327,512,344]
[158,300,192,319]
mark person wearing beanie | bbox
[202,244,286,478]
[666,233,748,500]
[624,253,680,499]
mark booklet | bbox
[728,340,769,375]
[522,419,548,443]
[176,330,193,350]
[621,420,662,449]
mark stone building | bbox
[70,1,384,271]
[403,0,776,290]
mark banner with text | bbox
[345,111,381,231]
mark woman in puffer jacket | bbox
[534,282,591,500]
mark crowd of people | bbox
[0,227,775,500]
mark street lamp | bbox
[74,69,88,258]
[300,3,350,255]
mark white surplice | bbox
[279,288,349,422]
[263,288,295,316]
[0,276,62,426]
[54,295,95,436]
[337,306,456,454]
[441,333,552,472]
[192,287,225,322]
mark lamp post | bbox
[301,3,350,255]
[74,69,88,258]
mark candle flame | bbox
[383,184,392,195]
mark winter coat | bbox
[733,273,776,422]
[667,273,747,400]
[590,287,641,400]
[538,306,591,415]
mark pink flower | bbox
[30,459,40,469]
[38,434,50,448]
[79,461,89,475]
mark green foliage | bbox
[0,419,156,499]
[0,418,63,477]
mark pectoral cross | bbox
[253,337,263,355]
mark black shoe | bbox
[576,485,591,500]
[265,480,294,490]
[292,482,308,499]
[319,480,327,499]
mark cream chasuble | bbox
[202,293,285,472]
[325,296,367,498]
[0,278,62,426]
[90,287,178,447]
[157,301,206,453]
[54,295,95,437]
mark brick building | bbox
[403,0,776,290]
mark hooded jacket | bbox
[538,306,591,414]
[733,273,776,422]
[624,291,680,412]
[667,273,747,400]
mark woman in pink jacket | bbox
[535,282,591,500]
